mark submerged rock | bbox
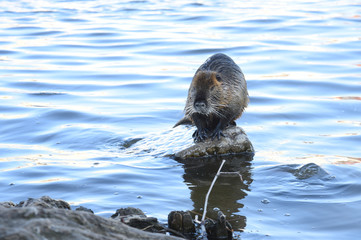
[293,163,330,180]
[175,126,254,159]
[0,196,181,240]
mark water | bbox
[0,0,360,239]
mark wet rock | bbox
[293,163,330,180]
[75,206,94,214]
[205,211,233,240]
[16,195,71,209]
[111,207,145,218]
[168,211,195,237]
[0,196,182,240]
[111,207,165,233]
[175,126,254,159]
[168,210,234,239]
[0,201,15,208]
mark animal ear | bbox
[215,74,222,82]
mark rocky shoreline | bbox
[0,196,183,240]
[1,195,239,240]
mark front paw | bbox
[192,128,208,142]
[211,128,225,140]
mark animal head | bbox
[185,71,225,116]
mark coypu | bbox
[174,53,249,142]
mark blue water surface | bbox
[0,0,360,239]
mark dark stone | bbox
[16,195,71,209]
[205,211,233,240]
[293,163,330,180]
[175,126,254,159]
[112,207,165,233]
[75,206,94,214]
[111,207,145,219]
[168,211,195,236]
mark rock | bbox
[111,207,164,233]
[175,126,254,159]
[0,201,15,208]
[168,211,195,237]
[293,163,330,180]
[16,195,71,209]
[111,207,145,219]
[0,196,182,240]
[75,206,94,214]
[205,211,233,240]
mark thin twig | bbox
[141,225,154,231]
[142,223,187,238]
[201,159,226,222]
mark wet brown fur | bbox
[174,53,248,142]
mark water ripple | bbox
[0,0,360,239]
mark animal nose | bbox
[194,101,206,110]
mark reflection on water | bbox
[0,0,360,239]
[178,154,253,232]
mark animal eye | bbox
[210,86,215,91]
[216,74,222,82]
